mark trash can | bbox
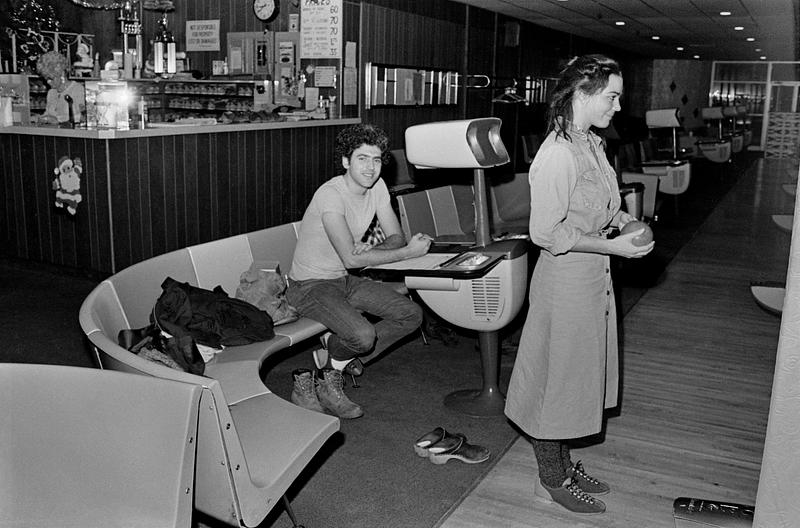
[619,182,644,220]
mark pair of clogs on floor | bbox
[413,427,490,464]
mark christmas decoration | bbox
[69,0,131,8]
[53,156,83,215]
[142,0,174,12]
[7,0,60,72]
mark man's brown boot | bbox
[316,368,364,419]
[290,368,325,413]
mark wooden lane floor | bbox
[437,157,799,528]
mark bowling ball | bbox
[619,220,653,246]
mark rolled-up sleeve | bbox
[529,145,580,255]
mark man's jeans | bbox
[287,274,422,364]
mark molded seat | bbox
[750,282,785,316]
[621,171,660,220]
[0,363,202,528]
[772,214,793,233]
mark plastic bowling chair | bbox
[697,107,733,163]
[0,363,202,528]
[387,149,417,193]
[621,171,660,220]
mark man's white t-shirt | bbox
[289,175,391,281]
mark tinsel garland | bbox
[68,0,129,9]
[67,0,173,10]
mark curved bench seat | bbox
[79,222,340,527]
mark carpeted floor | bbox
[249,329,522,528]
[0,153,753,528]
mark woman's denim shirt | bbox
[528,126,621,256]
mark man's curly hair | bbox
[36,51,69,81]
[335,124,390,173]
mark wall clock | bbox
[253,0,279,22]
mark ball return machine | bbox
[364,118,528,416]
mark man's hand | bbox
[406,233,433,258]
[352,241,373,255]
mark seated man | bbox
[287,124,432,419]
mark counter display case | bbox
[121,78,264,123]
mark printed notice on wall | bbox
[343,67,357,105]
[314,66,337,87]
[185,20,220,52]
[300,0,342,59]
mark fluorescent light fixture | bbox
[615,21,625,26]
[651,35,660,40]
[720,11,731,16]
[693,55,700,59]
[746,37,755,41]
[676,46,684,51]
[760,56,767,60]
[734,26,744,30]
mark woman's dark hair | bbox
[546,54,621,141]
[335,124,390,173]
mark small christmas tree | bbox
[7,0,61,72]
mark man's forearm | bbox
[375,233,406,249]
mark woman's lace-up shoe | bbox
[534,477,606,514]
[567,460,610,495]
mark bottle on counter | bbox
[138,97,148,129]
[328,95,338,119]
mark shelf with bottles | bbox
[161,80,255,98]
[166,97,254,113]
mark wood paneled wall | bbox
[0,125,347,275]
[0,133,112,273]
[359,3,468,147]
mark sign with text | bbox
[300,0,342,59]
[185,20,220,52]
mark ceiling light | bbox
[651,36,660,40]
[734,26,744,30]
[760,56,767,60]
[755,48,762,52]
[720,11,731,16]
[746,37,755,42]
[615,21,625,26]
[676,46,684,51]
[693,55,700,59]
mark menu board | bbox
[300,0,342,59]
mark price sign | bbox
[300,0,342,59]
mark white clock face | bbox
[253,0,277,21]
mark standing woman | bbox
[505,54,654,515]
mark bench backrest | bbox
[0,364,201,528]
[397,181,530,241]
